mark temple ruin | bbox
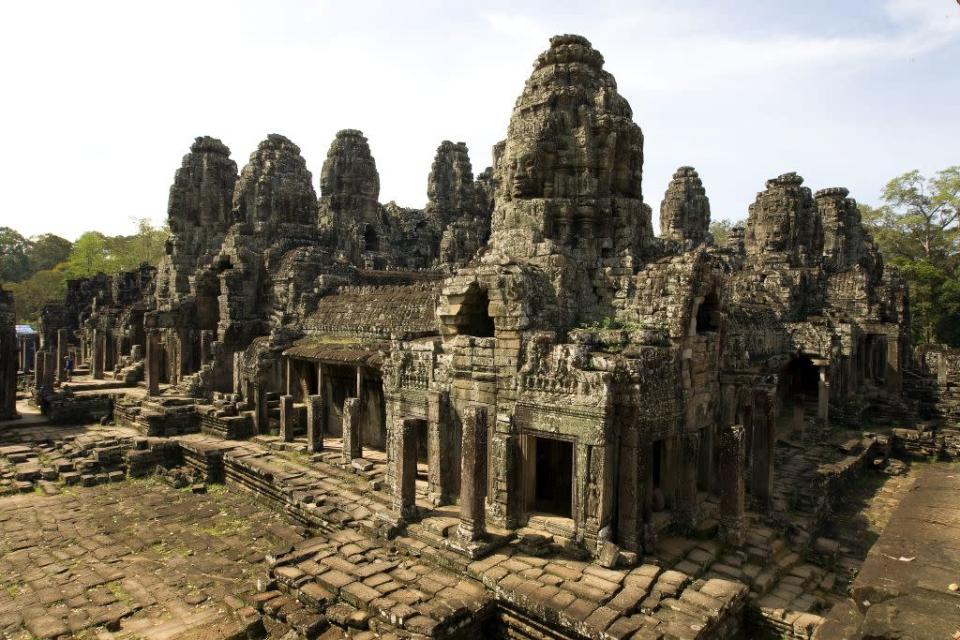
[7,34,959,640]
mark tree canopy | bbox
[1,218,168,324]
[861,166,960,345]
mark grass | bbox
[106,580,135,607]
[200,516,247,537]
[3,583,21,598]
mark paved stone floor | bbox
[0,478,293,639]
[817,461,960,639]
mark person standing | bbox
[64,353,74,382]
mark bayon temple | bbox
[3,35,959,640]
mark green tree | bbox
[110,217,168,272]
[862,166,960,345]
[0,227,32,283]
[6,267,68,324]
[64,231,113,277]
[27,233,72,272]
[709,219,742,246]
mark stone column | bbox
[285,357,292,396]
[817,366,830,423]
[56,328,67,383]
[200,330,213,366]
[34,350,46,389]
[341,397,361,464]
[145,331,161,396]
[233,353,243,395]
[675,431,701,530]
[306,394,324,452]
[279,394,295,442]
[719,425,746,546]
[19,339,27,373]
[79,336,86,367]
[427,389,454,505]
[42,351,56,389]
[457,407,488,542]
[91,329,104,380]
[253,385,269,435]
[751,390,775,508]
[886,335,902,394]
[394,418,419,521]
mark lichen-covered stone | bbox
[660,166,710,248]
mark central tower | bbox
[486,35,651,326]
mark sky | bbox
[1,0,958,240]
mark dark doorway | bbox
[533,437,573,518]
[782,355,818,397]
[458,283,495,338]
[414,419,428,464]
[364,226,379,252]
[695,292,720,335]
[652,440,663,490]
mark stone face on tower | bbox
[155,137,238,306]
[427,141,479,226]
[233,134,317,226]
[168,137,238,232]
[660,166,711,247]
[428,141,492,267]
[816,187,878,274]
[489,34,650,263]
[319,129,380,224]
[744,172,821,267]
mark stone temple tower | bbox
[485,34,652,326]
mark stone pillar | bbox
[79,336,86,367]
[675,431,701,530]
[91,329,104,379]
[427,390,454,505]
[751,390,775,508]
[306,394,324,452]
[341,397,362,464]
[145,331,161,397]
[233,353,243,395]
[457,407,488,542]
[56,328,67,383]
[200,330,213,366]
[886,335,902,394]
[253,385,269,435]
[42,351,56,390]
[817,366,830,423]
[279,394,295,442]
[285,357,292,396]
[719,425,746,546]
[19,339,27,373]
[34,350,46,389]
[394,418,419,521]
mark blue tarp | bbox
[15,324,36,337]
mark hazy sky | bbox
[1,0,958,240]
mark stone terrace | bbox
[0,417,921,640]
[0,477,290,639]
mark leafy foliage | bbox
[862,166,960,345]
[708,219,742,246]
[3,218,168,324]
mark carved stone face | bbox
[511,152,538,199]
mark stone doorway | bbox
[526,436,574,519]
[458,283,495,338]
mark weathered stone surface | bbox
[660,166,710,248]
[234,133,317,226]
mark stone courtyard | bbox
[3,32,960,640]
[0,453,286,639]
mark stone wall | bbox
[0,287,16,420]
